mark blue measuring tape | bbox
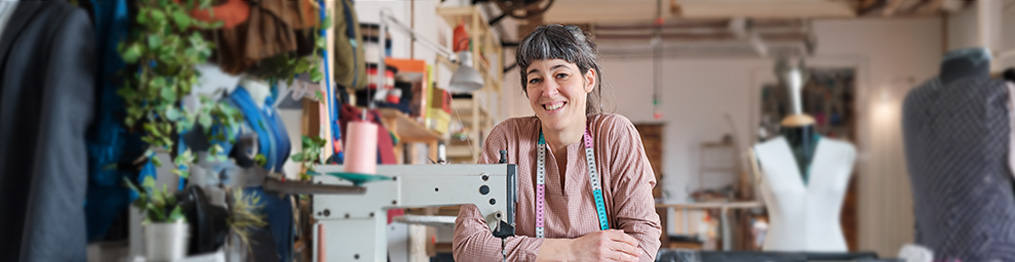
[535,128,609,238]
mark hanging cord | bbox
[652,0,663,119]
[449,97,477,161]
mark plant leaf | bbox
[122,43,143,64]
[143,175,156,190]
[147,202,167,222]
[172,9,191,29]
[151,155,162,167]
[199,114,212,130]
[321,14,332,29]
[310,70,323,83]
[150,9,166,26]
[254,154,267,167]
[165,190,177,206]
[146,35,163,50]
[315,37,326,51]
[165,107,180,121]
[160,88,177,105]
[168,205,187,223]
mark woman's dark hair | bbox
[516,24,604,115]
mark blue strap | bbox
[592,189,608,230]
[320,0,341,162]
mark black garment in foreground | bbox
[0,1,96,261]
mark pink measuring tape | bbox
[535,128,609,238]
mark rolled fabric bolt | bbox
[345,121,378,174]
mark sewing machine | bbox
[311,163,517,262]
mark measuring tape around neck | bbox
[535,128,609,238]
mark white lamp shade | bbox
[445,51,485,93]
[448,66,484,93]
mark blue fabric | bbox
[246,187,293,262]
[229,86,293,262]
[229,86,291,172]
[264,94,291,171]
[230,87,277,170]
[84,0,142,241]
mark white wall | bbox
[500,17,942,255]
[946,0,1015,70]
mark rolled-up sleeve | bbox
[453,122,545,261]
[604,116,662,262]
[453,204,545,261]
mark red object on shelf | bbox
[366,64,398,90]
[453,23,470,52]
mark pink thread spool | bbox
[345,121,378,174]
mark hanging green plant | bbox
[117,0,242,177]
[269,12,334,180]
[290,135,329,180]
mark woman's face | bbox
[525,59,596,132]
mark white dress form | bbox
[239,75,271,109]
[752,136,856,252]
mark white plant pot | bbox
[143,221,190,262]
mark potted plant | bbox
[116,0,331,259]
[125,176,190,261]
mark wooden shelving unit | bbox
[436,6,503,164]
[377,108,441,143]
[376,108,441,164]
[435,6,503,93]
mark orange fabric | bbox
[453,114,662,262]
[189,0,250,30]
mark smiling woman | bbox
[517,25,604,117]
[453,24,662,262]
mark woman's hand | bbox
[570,229,641,261]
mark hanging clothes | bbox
[902,75,1015,261]
[207,0,320,74]
[0,1,97,261]
[83,0,151,241]
[0,2,16,36]
[753,136,855,252]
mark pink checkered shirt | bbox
[453,114,661,261]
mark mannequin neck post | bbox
[239,76,271,109]
[939,47,991,85]
[781,124,818,184]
